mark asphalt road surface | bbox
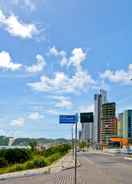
[1,152,132,184]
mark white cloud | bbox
[101,65,132,85]
[79,104,94,113]
[52,96,73,108]
[12,0,42,11]
[26,55,46,73]
[0,51,22,71]
[49,47,87,69]
[128,64,132,70]
[10,118,25,127]
[0,129,6,135]
[13,0,35,11]
[28,70,95,94]
[69,48,87,71]
[28,112,44,120]
[49,46,68,66]
[0,0,43,12]
[10,112,43,128]
[46,109,58,116]
[0,9,38,39]
[28,47,95,94]
[49,47,60,57]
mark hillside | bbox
[0,136,70,146]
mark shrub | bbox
[0,149,32,164]
[8,164,25,173]
[25,161,34,170]
[15,164,25,171]
[44,144,71,157]
[33,159,47,168]
[25,158,47,170]
[0,157,8,168]
[46,153,61,165]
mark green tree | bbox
[79,141,87,151]
[29,141,37,152]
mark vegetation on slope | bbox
[0,144,71,174]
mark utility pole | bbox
[74,121,77,184]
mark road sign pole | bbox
[74,120,77,184]
[59,114,78,184]
[72,125,74,159]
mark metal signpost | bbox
[72,124,74,158]
[80,112,94,150]
[59,114,78,184]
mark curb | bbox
[0,155,78,181]
[0,167,50,181]
[124,157,132,160]
[62,161,81,171]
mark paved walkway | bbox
[1,152,132,184]
[0,153,77,181]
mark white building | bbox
[93,89,107,145]
[81,122,93,142]
[8,137,15,146]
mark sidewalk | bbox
[0,153,79,181]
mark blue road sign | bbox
[59,114,78,124]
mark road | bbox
[0,152,132,184]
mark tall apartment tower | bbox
[93,89,107,145]
[101,102,116,145]
[118,113,123,137]
[123,110,132,139]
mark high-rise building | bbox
[100,89,107,103]
[93,89,107,144]
[8,137,15,146]
[81,122,93,142]
[123,110,132,139]
[112,117,118,136]
[118,113,123,137]
[101,102,116,145]
[79,130,82,141]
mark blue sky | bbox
[0,0,132,138]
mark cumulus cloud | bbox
[28,70,95,94]
[52,96,73,108]
[79,104,94,113]
[0,0,37,12]
[49,47,87,69]
[49,46,68,66]
[10,112,43,128]
[10,118,25,127]
[0,9,38,39]
[28,112,44,120]
[13,0,36,11]
[101,64,132,85]
[0,51,22,71]
[26,55,46,73]
[46,109,59,116]
[29,47,95,94]
[11,0,43,11]
[68,48,87,71]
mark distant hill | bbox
[0,136,71,146]
[0,136,9,145]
